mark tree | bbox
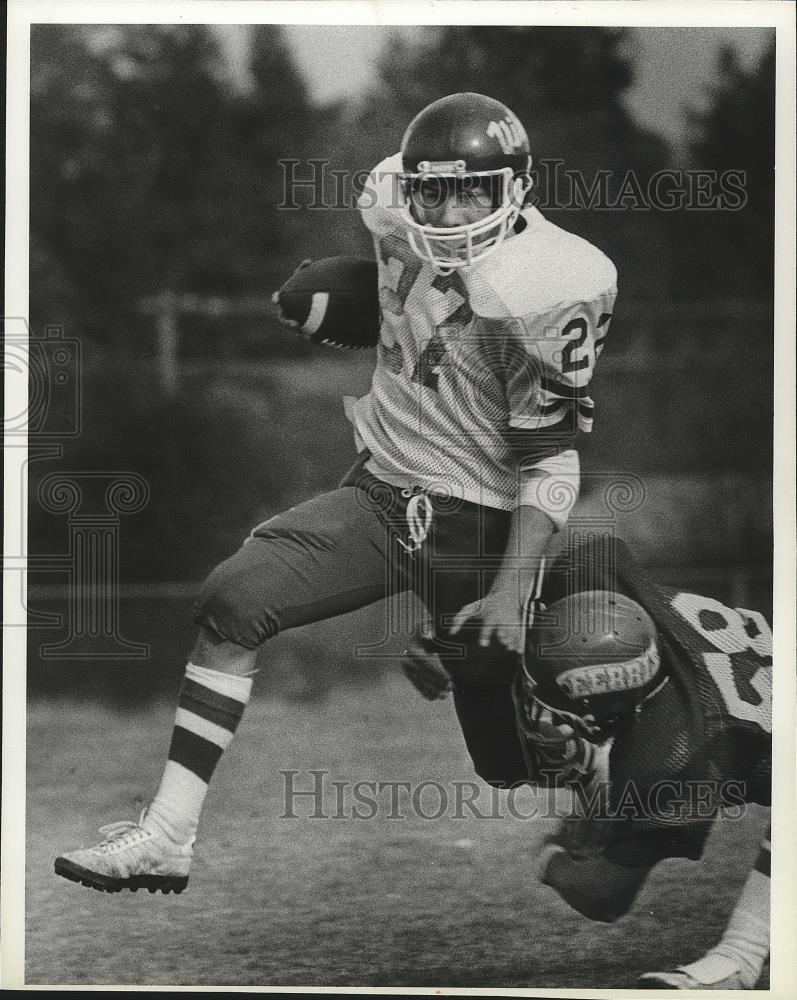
[676,39,775,297]
[30,24,316,339]
[373,26,635,121]
[229,26,316,283]
[345,27,673,300]
[30,25,117,333]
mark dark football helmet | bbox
[521,590,667,741]
[399,92,533,271]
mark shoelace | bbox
[397,490,433,553]
[97,807,150,848]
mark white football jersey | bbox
[348,153,618,522]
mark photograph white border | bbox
[4,1,795,993]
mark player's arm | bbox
[451,293,615,654]
[518,702,604,790]
[449,497,561,655]
[504,288,617,453]
[501,290,617,600]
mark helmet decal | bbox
[555,641,661,699]
[487,115,527,154]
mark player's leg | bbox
[535,833,654,922]
[638,823,770,989]
[142,484,398,847]
[450,679,531,787]
[409,495,532,787]
[55,486,393,893]
[538,814,716,923]
[532,737,652,923]
[538,849,654,923]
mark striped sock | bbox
[144,663,253,844]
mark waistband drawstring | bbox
[397,490,433,554]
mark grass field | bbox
[26,673,770,989]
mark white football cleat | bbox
[55,810,193,894]
[638,956,756,990]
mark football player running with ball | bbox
[56,96,616,896]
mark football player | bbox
[480,535,771,989]
[55,94,617,893]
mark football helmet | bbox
[399,92,533,272]
[521,590,667,741]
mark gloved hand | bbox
[525,706,579,763]
[523,704,604,791]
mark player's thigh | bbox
[540,844,653,923]
[603,818,715,867]
[417,497,516,677]
[423,547,529,781]
[452,683,530,787]
[418,498,526,782]
[194,487,392,648]
[544,815,715,921]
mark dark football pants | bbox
[542,813,717,921]
[194,457,531,786]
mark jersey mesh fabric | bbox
[351,154,617,514]
[529,537,772,828]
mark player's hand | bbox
[401,628,453,701]
[271,259,313,328]
[450,587,529,655]
[525,707,577,762]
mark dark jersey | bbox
[527,536,772,820]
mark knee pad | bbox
[193,559,279,650]
[538,845,651,922]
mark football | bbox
[273,256,380,349]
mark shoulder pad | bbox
[357,153,404,234]
[466,209,617,319]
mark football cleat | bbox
[637,968,752,990]
[54,810,193,894]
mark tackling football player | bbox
[403,534,771,988]
[55,94,617,896]
[509,536,771,989]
